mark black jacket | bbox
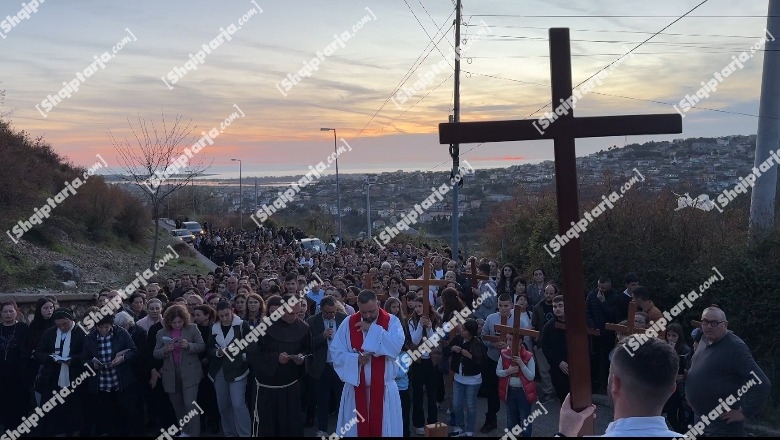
[81,325,137,393]
[447,335,486,377]
[306,311,347,379]
[34,324,88,393]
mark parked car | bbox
[171,229,195,244]
[182,221,204,236]
[298,237,337,254]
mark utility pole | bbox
[749,0,779,241]
[366,179,372,237]
[450,0,462,261]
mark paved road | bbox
[303,392,614,438]
[156,219,217,271]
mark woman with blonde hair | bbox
[153,305,205,437]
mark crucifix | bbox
[363,272,387,302]
[482,313,508,343]
[464,258,489,296]
[495,304,540,356]
[438,28,682,434]
[405,257,448,318]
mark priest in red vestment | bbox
[330,290,405,436]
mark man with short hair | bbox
[222,276,239,301]
[307,297,348,437]
[616,272,640,323]
[685,307,771,436]
[479,294,514,433]
[586,275,619,394]
[207,301,252,437]
[541,295,569,403]
[330,290,405,436]
[558,336,685,436]
[532,284,557,402]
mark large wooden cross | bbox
[405,257,448,317]
[495,304,540,356]
[438,28,682,434]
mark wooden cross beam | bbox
[495,305,540,356]
[605,301,646,335]
[482,313,508,343]
[405,257,448,317]
[437,28,682,435]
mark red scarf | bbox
[349,308,390,437]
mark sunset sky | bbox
[0,0,773,178]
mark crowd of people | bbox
[0,224,771,437]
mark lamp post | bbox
[365,175,376,237]
[320,128,342,247]
[231,158,242,230]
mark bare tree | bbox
[109,111,211,270]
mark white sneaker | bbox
[448,426,463,436]
[315,431,329,438]
[415,427,426,436]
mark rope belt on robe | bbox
[349,308,390,437]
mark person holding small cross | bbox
[496,332,537,437]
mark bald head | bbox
[701,306,728,343]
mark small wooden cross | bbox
[494,305,540,356]
[464,258,489,291]
[405,257,448,317]
[363,272,387,302]
[605,301,646,335]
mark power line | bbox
[403,0,455,70]
[467,14,773,18]
[458,0,719,161]
[348,11,455,147]
[462,24,765,40]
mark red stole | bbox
[349,308,390,437]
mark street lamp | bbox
[365,176,376,237]
[320,128,342,247]
[231,158,242,230]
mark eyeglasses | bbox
[700,319,725,327]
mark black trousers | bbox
[550,369,570,403]
[411,358,438,427]
[400,389,411,437]
[590,335,614,394]
[257,381,304,437]
[93,387,144,437]
[482,356,500,424]
[315,364,344,432]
